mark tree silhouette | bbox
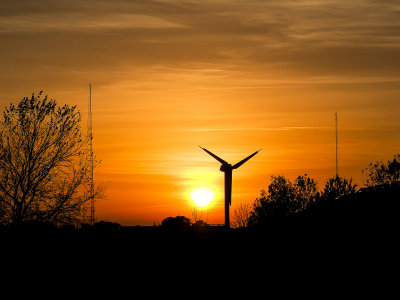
[248,174,319,227]
[161,216,191,231]
[321,176,357,201]
[293,174,319,211]
[0,92,100,225]
[249,175,294,226]
[363,154,400,186]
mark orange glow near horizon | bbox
[1,1,400,226]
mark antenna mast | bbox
[88,84,95,225]
[335,112,338,177]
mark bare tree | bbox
[191,206,209,226]
[0,92,101,225]
[233,202,252,228]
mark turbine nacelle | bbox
[220,164,232,172]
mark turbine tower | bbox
[199,146,261,229]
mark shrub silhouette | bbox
[161,216,191,232]
[321,176,357,201]
[93,221,121,232]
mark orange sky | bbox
[1,0,400,225]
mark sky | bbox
[1,0,400,225]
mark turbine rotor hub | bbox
[220,164,232,172]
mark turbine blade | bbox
[198,146,228,165]
[232,149,261,169]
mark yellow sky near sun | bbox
[1,0,400,225]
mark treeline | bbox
[244,154,400,228]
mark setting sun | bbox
[190,188,215,207]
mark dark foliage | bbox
[93,220,121,231]
[161,216,191,231]
[363,154,400,186]
[248,174,319,226]
[304,182,400,225]
[321,176,357,201]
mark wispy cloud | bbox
[0,13,184,33]
[178,126,400,132]
[179,127,331,132]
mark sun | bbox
[190,188,215,207]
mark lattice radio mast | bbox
[335,112,338,177]
[88,83,95,225]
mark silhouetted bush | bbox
[93,221,121,232]
[161,216,191,232]
[321,176,357,201]
[190,220,211,233]
[192,220,208,228]
[363,154,400,186]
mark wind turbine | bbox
[199,146,261,229]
